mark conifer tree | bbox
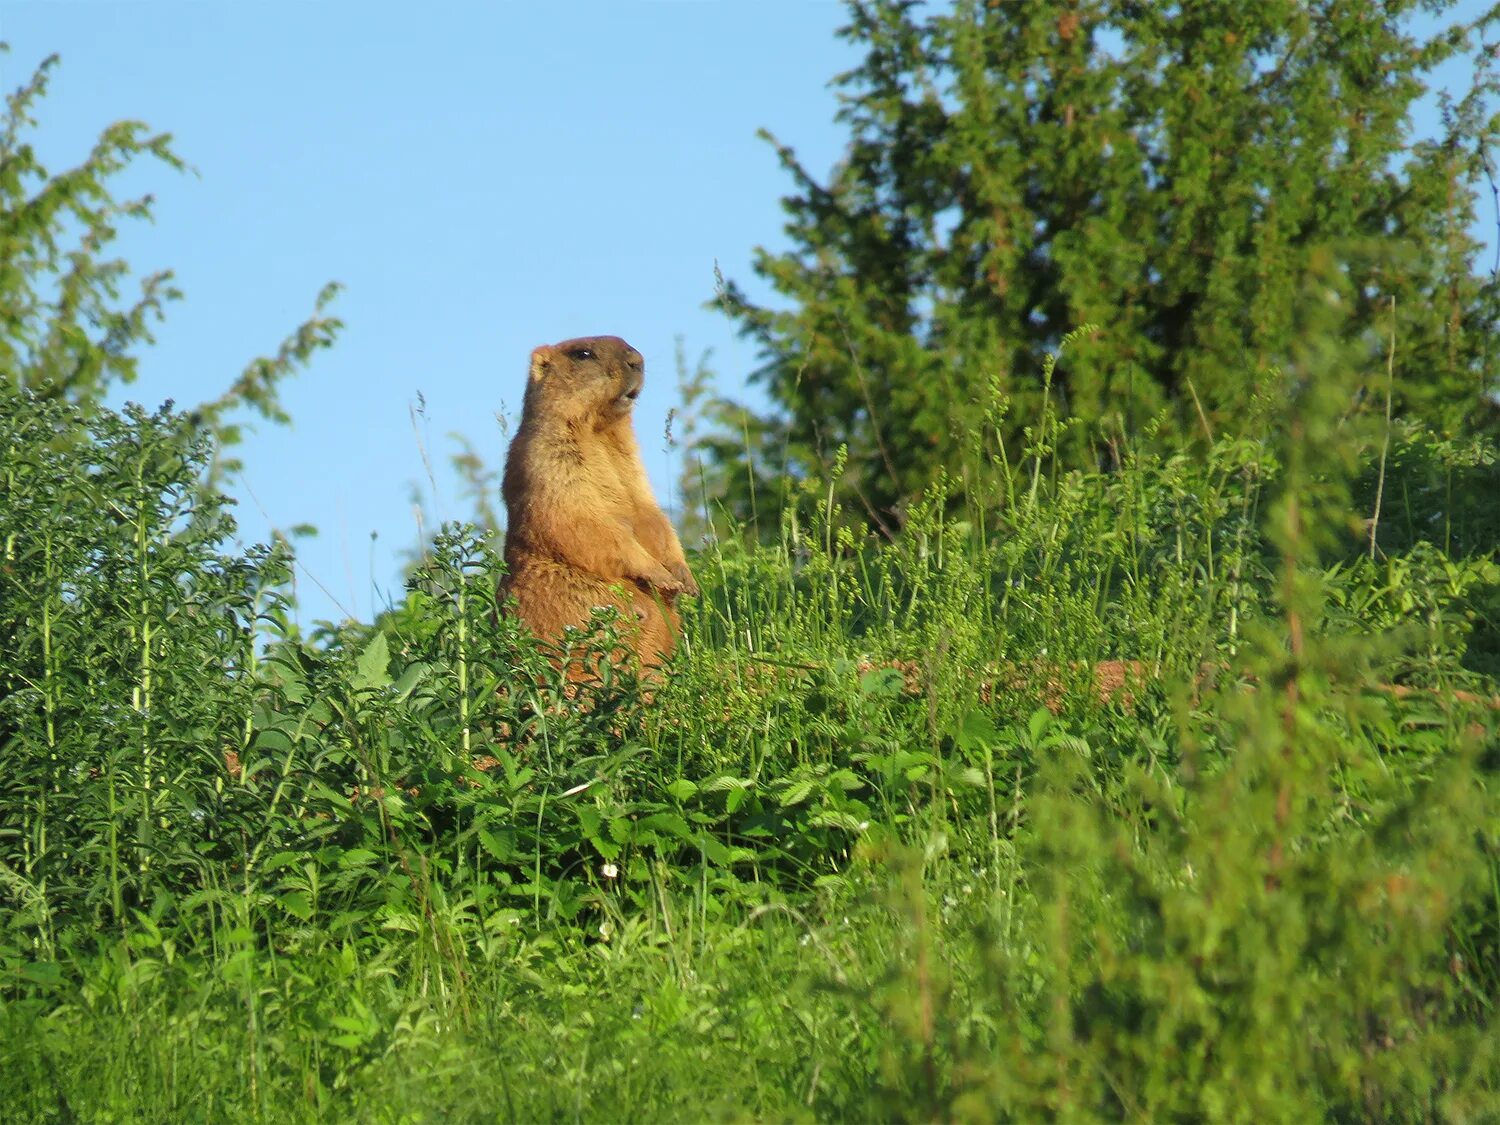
[711,0,1500,530]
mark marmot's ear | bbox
[529,346,554,384]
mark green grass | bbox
[2,370,1498,1122]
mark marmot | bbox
[499,335,698,669]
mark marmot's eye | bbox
[568,347,594,361]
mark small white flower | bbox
[601,862,619,879]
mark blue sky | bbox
[2,2,1494,628]
[1,1,858,627]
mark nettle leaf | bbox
[636,812,691,840]
[575,806,603,839]
[859,666,906,698]
[698,834,757,866]
[778,779,816,808]
[1044,734,1092,758]
[391,660,431,700]
[480,834,516,870]
[18,961,63,989]
[261,851,303,874]
[351,631,391,693]
[957,709,1000,751]
[703,775,753,793]
[809,810,867,833]
[260,654,309,704]
[251,728,295,755]
[1027,707,1053,746]
[665,778,698,801]
[828,769,865,792]
[956,766,987,787]
[588,835,621,861]
[379,912,420,933]
[327,911,369,933]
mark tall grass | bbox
[1,334,1497,1120]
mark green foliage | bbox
[0,50,184,409]
[0,384,281,932]
[3,24,1500,1124]
[3,335,1497,1118]
[703,0,1500,528]
[0,47,342,480]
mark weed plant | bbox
[1,331,1497,1120]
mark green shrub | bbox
[2,350,1496,1120]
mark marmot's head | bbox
[525,335,644,427]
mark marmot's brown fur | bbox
[499,335,698,669]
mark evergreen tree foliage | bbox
[710,0,1500,530]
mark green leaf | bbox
[351,631,392,692]
[859,666,906,698]
[251,728,295,755]
[478,828,515,862]
[262,851,303,873]
[636,812,692,840]
[18,961,63,988]
[779,780,815,808]
[391,660,431,700]
[829,768,866,792]
[1027,707,1053,746]
[698,834,756,866]
[589,835,621,861]
[957,710,1000,751]
[703,775,753,793]
[809,810,868,833]
[575,806,603,839]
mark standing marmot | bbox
[499,335,698,669]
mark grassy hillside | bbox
[2,360,1498,1122]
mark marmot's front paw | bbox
[672,562,700,598]
[642,563,684,595]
